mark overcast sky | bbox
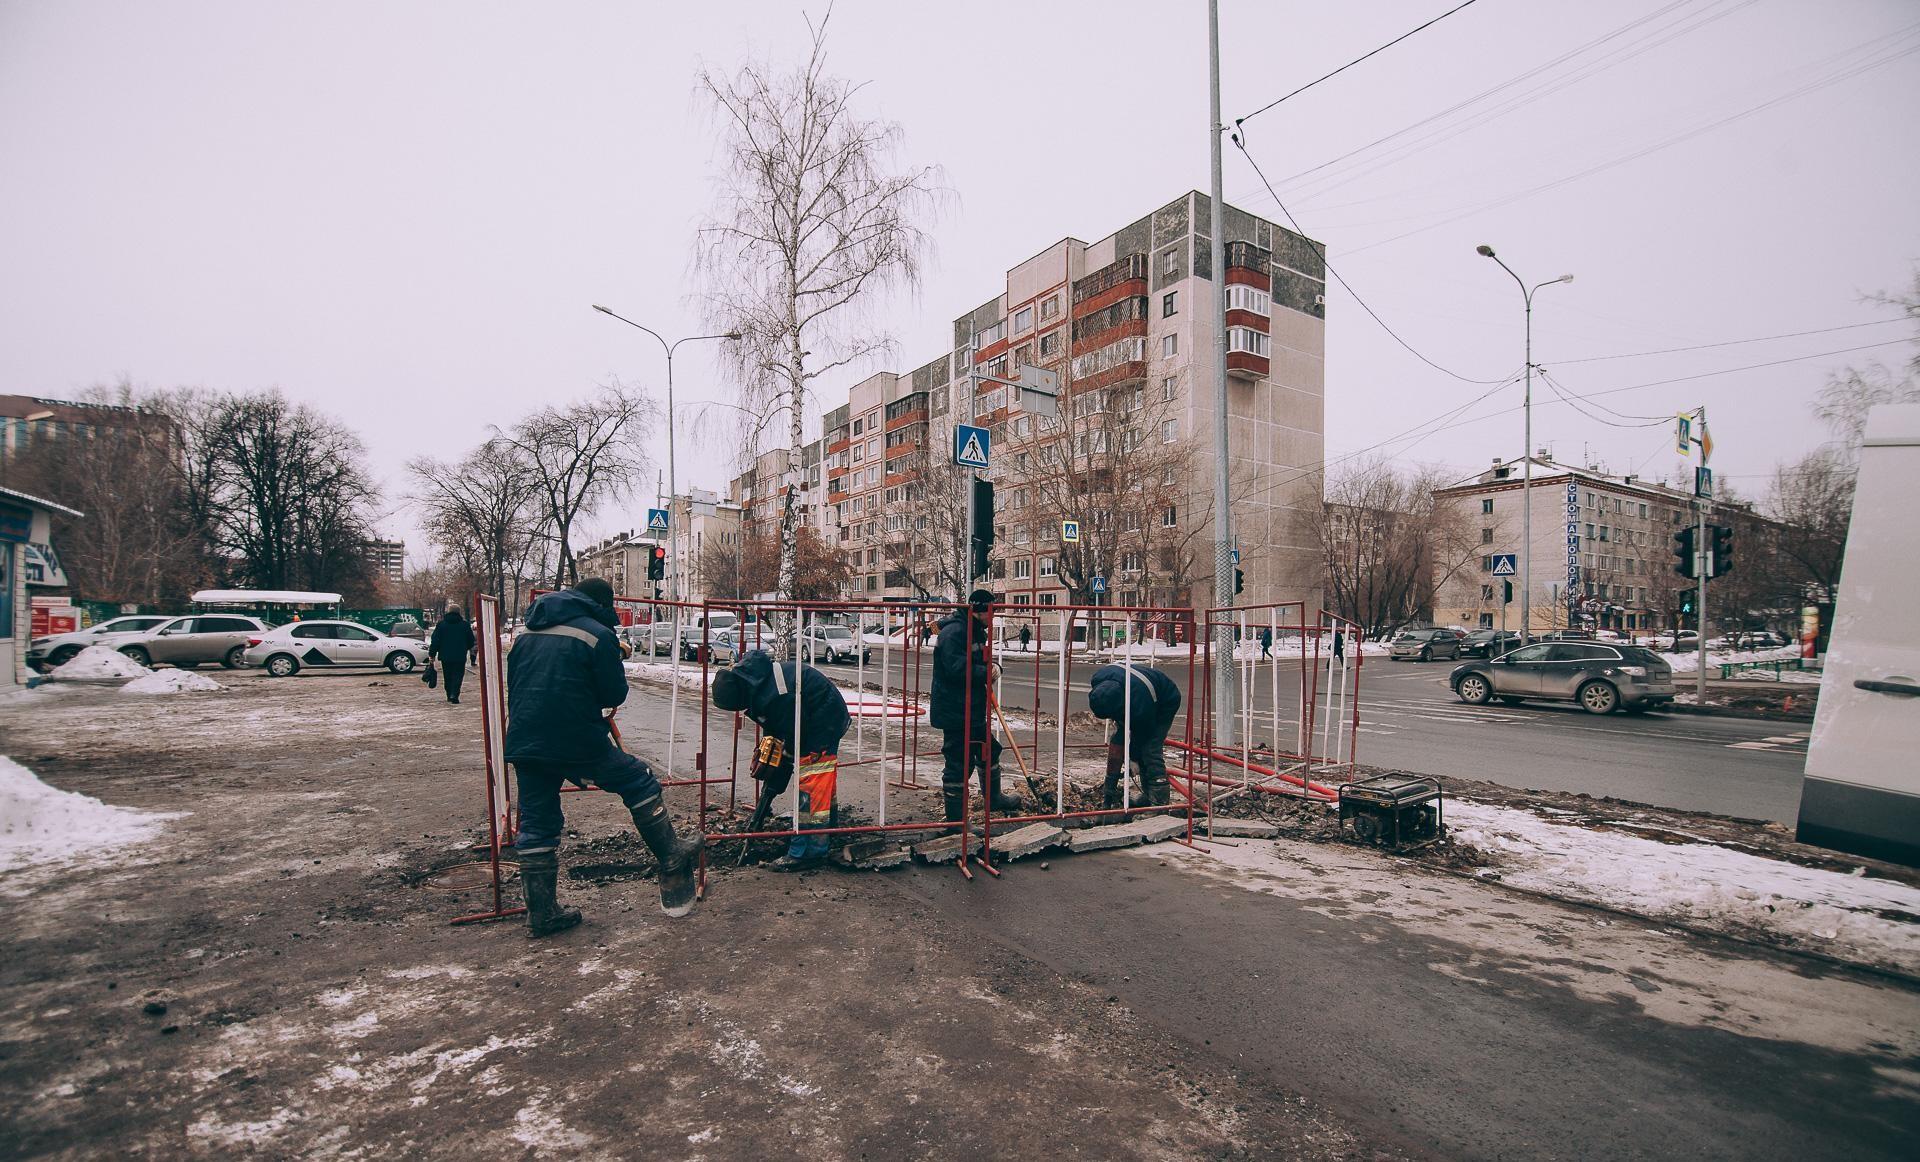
[4,0,1916,558]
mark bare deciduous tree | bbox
[1319,456,1479,637]
[695,10,940,600]
[498,385,654,588]
[409,437,546,612]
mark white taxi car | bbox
[243,619,430,677]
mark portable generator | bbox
[1337,773,1444,851]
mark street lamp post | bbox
[1474,247,1572,645]
[591,305,740,603]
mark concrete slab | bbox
[1202,818,1280,839]
[986,823,1064,862]
[1125,815,1188,845]
[1065,824,1145,853]
[832,840,912,870]
[911,830,980,864]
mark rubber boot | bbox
[630,795,701,917]
[1140,745,1171,807]
[983,765,1022,815]
[1101,744,1125,810]
[942,785,967,832]
[518,849,582,938]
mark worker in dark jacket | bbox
[428,606,475,704]
[930,589,1022,823]
[712,649,851,871]
[505,578,701,934]
[1087,664,1183,808]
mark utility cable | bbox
[1231,129,1509,385]
[1550,317,1912,364]
[1235,0,1483,126]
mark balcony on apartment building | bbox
[1225,239,1274,382]
[1070,252,1151,393]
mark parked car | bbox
[386,617,425,639]
[1388,628,1463,662]
[1456,629,1522,659]
[243,620,431,676]
[1661,630,1701,651]
[680,628,742,665]
[1709,630,1788,651]
[801,625,872,666]
[27,614,173,671]
[1450,642,1676,714]
[113,614,269,670]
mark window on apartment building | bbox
[1585,522,1594,538]
[1481,584,1495,601]
[1121,551,1143,572]
[1161,248,1179,276]
[1226,285,1272,315]
[852,418,863,436]
[1481,555,1493,572]
[1013,559,1031,580]
[1481,528,1494,543]
[1040,592,1058,606]
[1122,511,1142,532]
[1121,427,1140,452]
[1163,376,1177,401]
[1227,327,1271,357]
[1012,416,1030,437]
[1014,344,1031,368]
[1639,503,1648,518]
[866,466,877,485]
[866,438,878,458]
[1038,331,1060,358]
[1161,418,1178,443]
[1481,498,1494,514]
[1040,557,1056,577]
[1040,295,1060,320]
[1162,506,1177,528]
[977,321,1006,347]
[1014,306,1034,334]
[1162,333,1178,359]
[852,445,864,464]
[1162,291,1177,318]
[1599,525,1610,542]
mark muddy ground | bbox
[0,673,1399,1160]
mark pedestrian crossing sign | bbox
[1061,519,1080,543]
[953,424,990,469]
[1491,553,1517,576]
[1091,576,1107,594]
[646,508,670,533]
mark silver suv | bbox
[28,614,171,671]
[1389,628,1463,662]
[1450,642,1677,714]
[114,614,268,670]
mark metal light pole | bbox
[591,305,740,602]
[1474,248,1571,644]
[1207,0,1238,744]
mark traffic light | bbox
[1671,526,1697,579]
[1502,580,1514,604]
[969,478,995,580]
[1234,568,1245,596]
[1709,525,1733,579]
[1679,591,1695,617]
[646,545,666,581]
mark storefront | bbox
[1,486,81,686]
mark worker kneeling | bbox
[1086,664,1182,809]
[505,579,702,936]
[712,649,851,872]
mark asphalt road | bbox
[897,851,1917,1161]
[801,648,1811,823]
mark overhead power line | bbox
[1231,132,1509,385]
[1549,317,1913,364]
[1235,0,1483,127]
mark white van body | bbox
[1796,404,1920,865]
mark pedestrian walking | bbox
[1019,624,1032,653]
[1087,663,1183,808]
[504,578,702,935]
[428,606,475,704]
[1258,626,1272,659]
[711,649,851,871]
[930,589,1022,823]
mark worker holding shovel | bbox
[1087,663,1182,809]
[712,649,850,872]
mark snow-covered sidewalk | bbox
[1447,799,1920,977]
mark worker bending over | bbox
[712,648,851,871]
[504,578,702,935]
[1086,663,1183,809]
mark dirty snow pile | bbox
[1448,799,1920,975]
[1661,645,1802,674]
[0,756,178,874]
[121,668,223,695]
[50,645,150,680]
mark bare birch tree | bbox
[497,385,654,588]
[695,10,940,600]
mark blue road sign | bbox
[1491,553,1517,576]
[1090,575,1107,594]
[646,508,670,532]
[1230,547,1241,565]
[1060,519,1080,543]
[953,423,991,469]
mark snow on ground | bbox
[121,669,224,695]
[50,645,149,681]
[1447,799,1920,976]
[1660,645,1802,673]
[0,756,182,874]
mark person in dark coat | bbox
[930,589,1022,823]
[428,606,476,704]
[505,578,701,934]
[1019,624,1032,652]
[712,649,851,871]
[1087,664,1183,808]
[1258,626,1272,659]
